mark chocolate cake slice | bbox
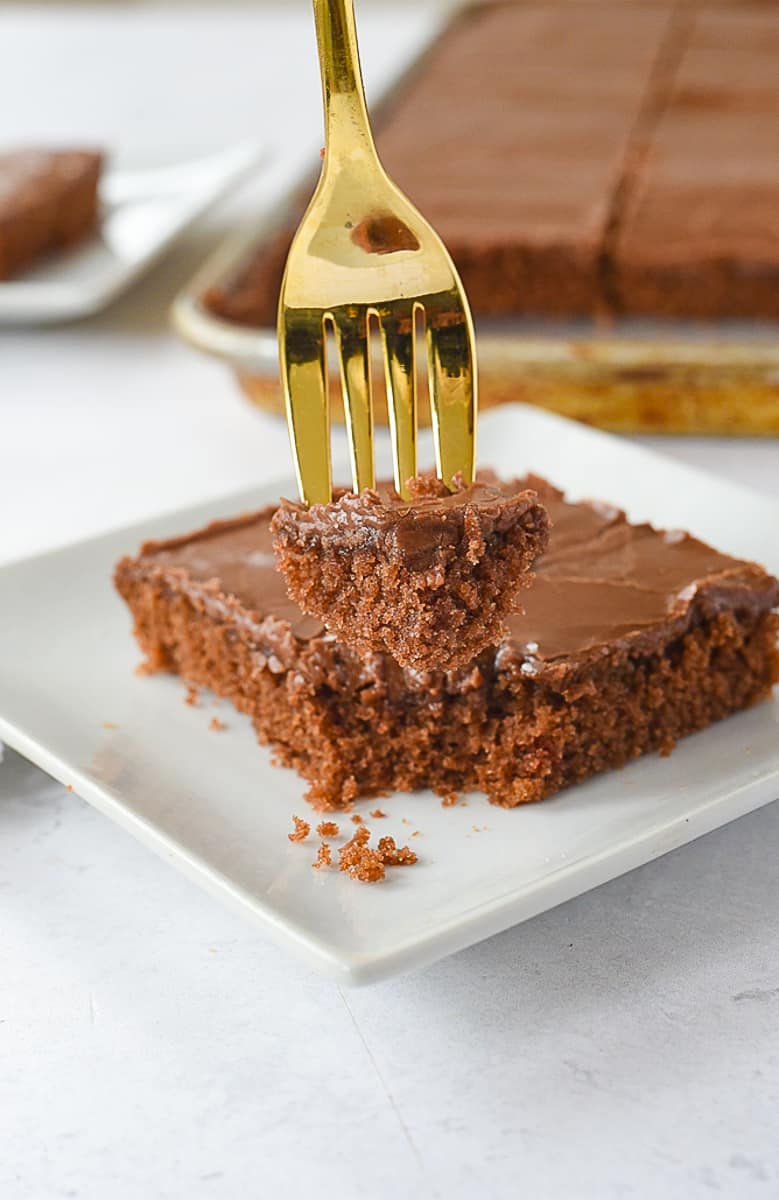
[270,475,550,672]
[0,148,103,280]
[114,476,779,810]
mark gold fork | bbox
[278,0,477,505]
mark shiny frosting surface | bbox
[273,479,546,570]
[142,481,776,674]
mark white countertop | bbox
[2,6,778,1198]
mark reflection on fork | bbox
[278,0,477,505]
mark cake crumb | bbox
[411,831,421,838]
[185,684,199,707]
[339,826,371,870]
[348,848,385,883]
[377,836,418,867]
[313,842,332,870]
[102,721,118,730]
[441,793,459,807]
[316,820,340,838]
[350,813,364,825]
[370,808,387,819]
[288,815,311,842]
[66,784,74,793]
[338,826,385,882]
[209,717,226,732]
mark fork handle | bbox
[312,0,378,163]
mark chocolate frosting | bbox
[0,149,101,213]
[617,7,779,269]
[133,477,778,681]
[274,477,546,573]
[375,4,671,247]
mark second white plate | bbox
[0,141,264,324]
[0,405,777,984]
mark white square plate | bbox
[0,142,264,325]
[1,405,777,984]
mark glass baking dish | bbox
[172,201,779,437]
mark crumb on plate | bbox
[347,848,385,882]
[288,815,310,842]
[339,825,385,882]
[313,842,332,870]
[339,825,371,868]
[377,836,418,866]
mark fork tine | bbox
[332,311,375,493]
[379,305,417,497]
[279,309,331,505]
[425,293,478,487]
